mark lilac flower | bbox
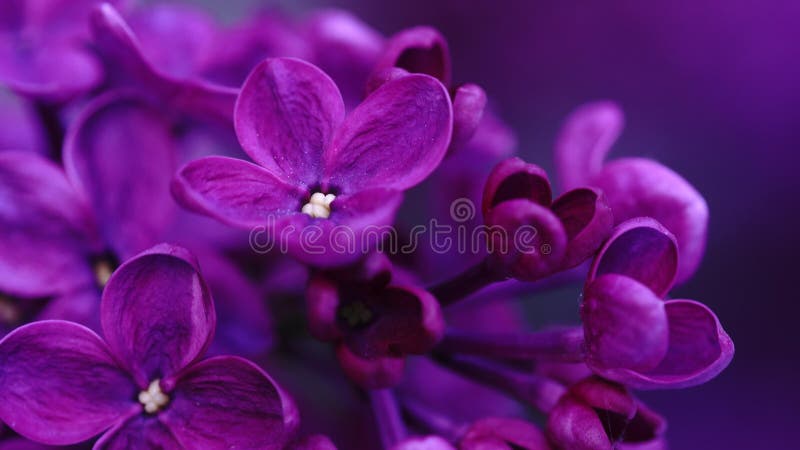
[555,101,709,283]
[368,26,486,154]
[173,56,453,267]
[307,253,444,388]
[0,88,45,154]
[89,3,236,123]
[0,0,117,101]
[581,217,734,388]
[546,377,666,450]
[459,417,551,449]
[482,157,614,280]
[0,244,297,448]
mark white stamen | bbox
[93,260,114,288]
[301,192,336,219]
[138,379,169,414]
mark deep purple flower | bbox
[0,244,297,448]
[0,0,116,101]
[368,26,486,154]
[555,101,709,283]
[306,253,444,388]
[460,417,550,450]
[482,157,613,281]
[581,217,734,389]
[173,56,453,267]
[546,377,666,450]
[89,3,236,123]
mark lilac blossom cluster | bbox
[0,1,733,449]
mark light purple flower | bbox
[0,244,297,448]
[555,101,709,283]
[546,377,666,450]
[581,217,734,389]
[482,157,613,281]
[173,57,453,267]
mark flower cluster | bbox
[0,1,733,449]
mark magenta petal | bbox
[235,57,345,186]
[582,275,669,373]
[589,217,679,298]
[460,417,550,450]
[335,344,406,389]
[449,83,487,153]
[555,101,624,191]
[621,299,734,390]
[592,158,709,284]
[482,158,552,216]
[64,93,176,260]
[161,356,299,450]
[485,199,567,281]
[0,152,96,297]
[551,188,614,269]
[101,244,215,386]
[94,415,182,450]
[546,395,614,450]
[0,321,135,445]
[324,74,452,193]
[172,155,306,228]
[371,26,452,87]
[288,434,338,450]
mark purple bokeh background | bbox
[185,0,798,447]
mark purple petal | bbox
[551,188,614,269]
[199,250,274,357]
[393,436,455,450]
[63,93,176,260]
[615,299,734,390]
[485,199,567,281]
[482,158,552,216]
[460,417,550,450]
[89,3,236,123]
[128,3,218,79]
[160,356,299,449]
[0,321,136,445]
[324,74,452,193]
[94,415,182,450]
[589,217,678,298]
[0,88,46,155]
[234,57,345,186]
[592,158,709,284]
[172,155,306,228]
[37,288,101,332]
[303,9,384,107]
[449,83,487,154]
[555,101,624,191]
[101,244,215,386]
[336,344,405,389]
[306,275,344,342]
[371,26,452,87]
[288,434,338,450]
[0,38,101,102]
[546,396,614,450]
[0,151,97,297]
[582,275,669,373]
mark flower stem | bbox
[438,327,585,362]
[428,258,506,307]
[369,388,407,449]
[433,354,566,413]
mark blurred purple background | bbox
[190,0,799,447]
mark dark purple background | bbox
[198,0,799,447]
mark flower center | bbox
[93,259,115,288]
[301,192,336,219]
[138,379,169,414]
[339,301,374,328]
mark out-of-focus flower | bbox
[173,57,453,267]
[482,157,613,281]
[0,0,117,101]
[460,417,551,450]
[0,88,45,154]
[555,101,708,283]
[546,377,666,450]
[0,245,297,448]
[307,253,443,388]
[581,217,734,388]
